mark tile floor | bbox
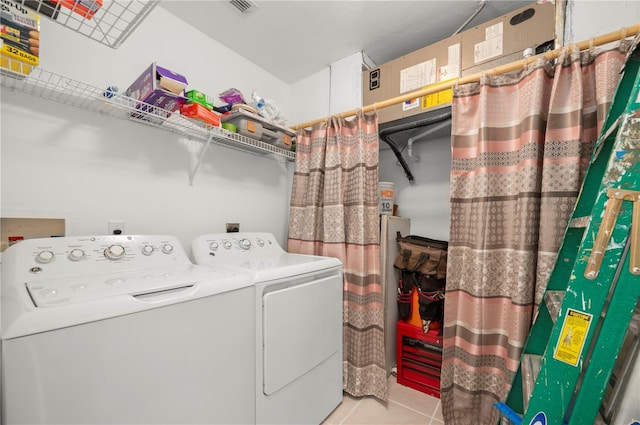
[322,376,443,425]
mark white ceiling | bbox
[160,0,533,84]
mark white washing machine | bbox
[191,233,343,425]
[1,235,255,425]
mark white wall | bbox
[565,0,640,45]
[329,52,364,116]
[1,6,294,249]
[379,140,451,241]
[290,68,330,126]
[289,51,363,126]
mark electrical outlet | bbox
[226,223,239,233]
[108,220,125,235]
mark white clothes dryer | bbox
[1,235,255,425]
[191,233,343,425]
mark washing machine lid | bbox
[25,264,245,307]
[218,252,341,282]
[191,233,342,282]
[4,266,253,339]
[2,235,255,339]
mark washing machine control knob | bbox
[104,244,126,260]
[68,249,85,261]
[209,242,219,251]
[256,238,265,247]
[142,245,154,256]
[36,250,55,263]
[239,239,251,250]
[161,244,174,254]
[223,241,232,250]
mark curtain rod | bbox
[290,23,640,131]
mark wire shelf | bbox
[1,61,297,173]
[13,0,159,48]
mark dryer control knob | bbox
[104,244,126,260]
[239,239,251,250]
[161,244,174,254]
[142,245,154,256]
[68,249,85,261]
[209,242,219,251]
[36,250,55,263]
[223,241,232,250]
[256,238,265,247]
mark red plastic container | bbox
[180,102,221,127]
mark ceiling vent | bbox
[229,0,259,14]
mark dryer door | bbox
[262,271,342,395]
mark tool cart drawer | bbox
[396,320,443,398]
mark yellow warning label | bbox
[422,88,454,109]
[553,308,592,366]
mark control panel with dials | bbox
[198,233,280,257]
[3,235,187,285]
[1,234,247,310]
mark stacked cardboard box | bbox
[363,1,555,124]
[126,62,188,114]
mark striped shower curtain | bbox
[287,110,388,400]
[441,44,629,425]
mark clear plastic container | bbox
[222,110,295,148]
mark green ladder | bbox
[500,43,640,425]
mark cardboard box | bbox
[461,1,555,76]
[363,34,462,124]
[363,62,395,125]
[363,1,555,125]
[180,102,220,127]
[1,0,40,76]
[185,89,214,110]
[0,217,65,252]
[126,62,188,115]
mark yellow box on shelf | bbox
[1,0,41,76]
